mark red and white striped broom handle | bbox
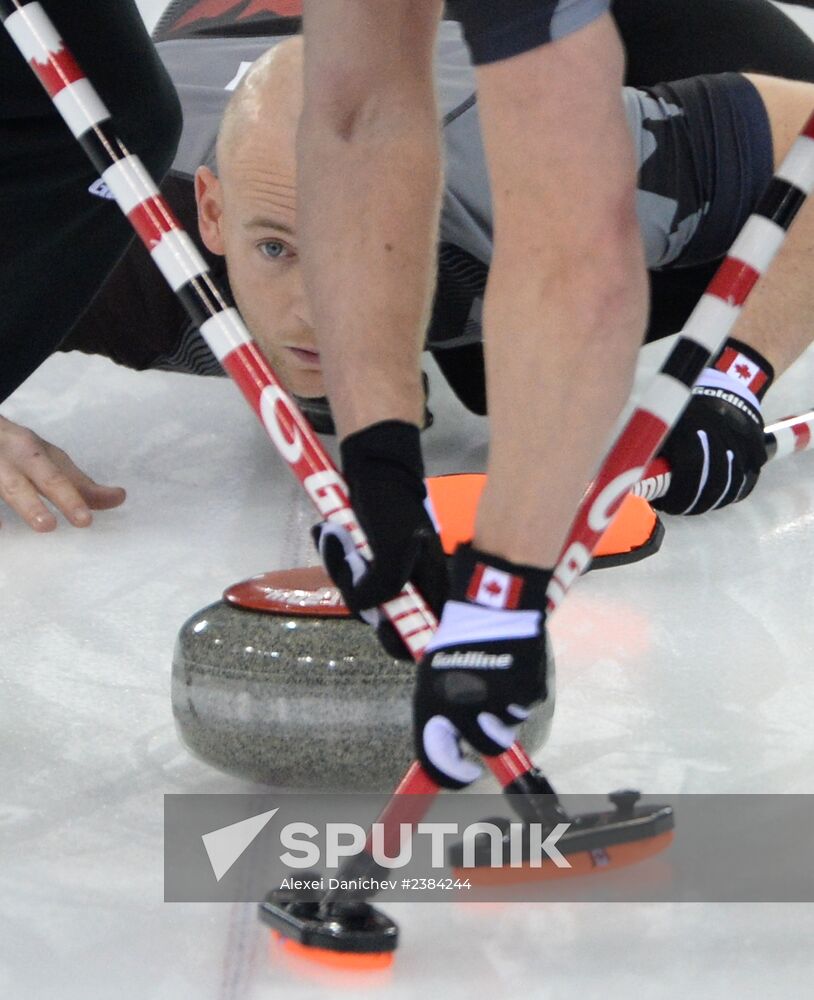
[5,0,814,798]
[634,408,814,501]
[548,108,814,610]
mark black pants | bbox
[615,0,814,86]
[0,0,182,402]
[612,0,814,342]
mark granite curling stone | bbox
[172,567,555,791]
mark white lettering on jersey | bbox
[88,178,114,200]
[225,61,253,92]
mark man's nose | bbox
[290,276,313,327]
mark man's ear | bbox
[195,165,226,255]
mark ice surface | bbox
[1,3,813,998]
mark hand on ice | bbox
[0,415,125,532]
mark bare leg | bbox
[298,0,443,438]
[473,14,648,566]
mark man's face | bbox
[195,120,324,398]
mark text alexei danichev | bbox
[279,875,398,892]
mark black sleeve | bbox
[58,174,229,372]
[614,0,814,86]
[0,0,182,403]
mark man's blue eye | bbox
[260,241,287,259]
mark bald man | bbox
[2,10,814,532]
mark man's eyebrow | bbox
[244,216,295,235]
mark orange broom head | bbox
[426,473,660,563]
[270,931,395,970]
[452,830,674,886]
[224,474,660,612]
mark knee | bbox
[563,178,646,294]
[571,205,649,332]
[303,80,412,145]
[503,176,645,287]
[300,68,377,141]
[301,52,437,144]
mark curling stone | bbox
[172,566,555,791]
[172,476,661,791]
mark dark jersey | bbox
[59,1,808,415]
[0,0,181,404]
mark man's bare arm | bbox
[297,0,443,438]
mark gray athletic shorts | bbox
[628,73,774,269]
[445,0,610,64]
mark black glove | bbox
[414,543,552,789]
[653,368,768,515]
[313,420,448,659]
